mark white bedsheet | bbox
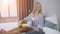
[0,22,18,31]
[43,27,60,34]
[0,22,60,34]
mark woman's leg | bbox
[26,30,45,34]
[26,30,37,34]
[37,31,45,34]
[1,27,20,34]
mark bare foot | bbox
[0,29,1,32]
[1,29,7,34]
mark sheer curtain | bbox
[0,0,18,22]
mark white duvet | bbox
[0,22,18,31]
[0,22,60,34]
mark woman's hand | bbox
[19,20,27,24]
[36,28,40,32]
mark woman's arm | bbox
[23,13,32,22]
[37,14,44,30]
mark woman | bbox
[23,2,45,34]
[1,2,45,34]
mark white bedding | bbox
[0,22,60,34]
[43,27,60,34]
[0,22,18,31]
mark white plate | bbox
[22,24,30,27]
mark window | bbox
[0,0,19,22]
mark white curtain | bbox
[0,0,17,17]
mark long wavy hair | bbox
[33,2,42,14]
[36,2,42,13]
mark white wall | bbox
[34,0,58,17]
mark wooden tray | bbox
[19,27,33,33]
[18,20,33,33]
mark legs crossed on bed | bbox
[1,27,20,34]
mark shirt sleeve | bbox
[24,13,32,22]
[37,14,44,30]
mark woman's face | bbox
[33,4,40,13]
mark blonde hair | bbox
[35,2,42,13]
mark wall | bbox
[34,0,58,17]
[34,0,60,31]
